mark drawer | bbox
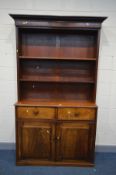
[16,107,55,119]
[58,108,96,120]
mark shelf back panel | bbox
[19,29,98,59]
[19,59,96,83]
[19,82,94,102]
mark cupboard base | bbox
[16,160,94,167]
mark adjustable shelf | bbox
[19,59,96,87]
[19,81,95,102]
[19,77,95,83]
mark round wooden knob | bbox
[57,136,60,140]
[74,113,80,117]
[26,109,29,113]
[46,130,50,134]
[33,110,39,116]
[67,111,71,114]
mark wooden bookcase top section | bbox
[10,14,107,106]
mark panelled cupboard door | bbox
[17,121,55,161]
[56,122,95,163]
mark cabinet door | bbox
[17,121,55,162]
[56,122,95,163]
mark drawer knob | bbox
[67,111,71,114]
[33,110,39,116]
[57,136,60,140]
[75,113,80,117]
[46,130,50,134]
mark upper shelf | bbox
[19,56,97,61]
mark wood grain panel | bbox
[56,122,95,162]
[17,107,55,119]
[19,82,94,102]
[21,46,96,58]
[17,121,55,161]
[20,30,97,58]
[19,59,95,83]
[58,108,96,120]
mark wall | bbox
[0,0,116,147]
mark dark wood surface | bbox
[10,14,106,166]
[19,29,97,58]
[58,108,96,120]
[17,121,55,161]
[10,14,107,29]
[10,14,107,21]
[56,122,95,162]
[17,107,56,119]
[19,56,97,61]
[19,59,95,83]
[19,82,95,102]
[15,100,97,107]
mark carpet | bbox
[0,150,116,175]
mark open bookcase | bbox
[18,29,97,103]
[10,14,107,166]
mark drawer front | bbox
[58,108,96,120]
[17,107,55,119]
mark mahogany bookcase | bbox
[10,14,107,166]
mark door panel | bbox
[17,121,55,161]
[56,122,95,162]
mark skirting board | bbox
[0,143,15,150]
[0,143,116,152]
[95,145,116,153]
